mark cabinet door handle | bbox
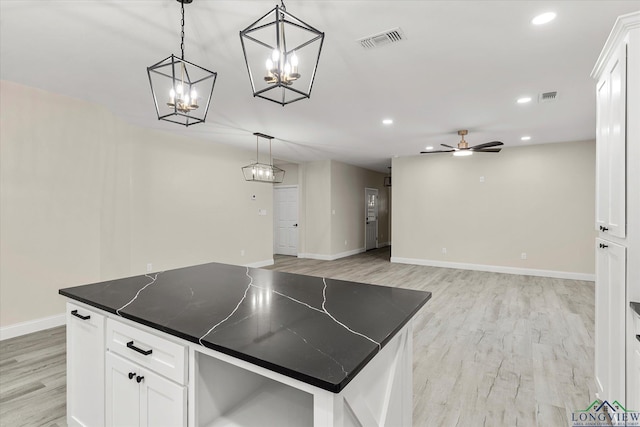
[126,341,153,356]
[599,243,609,249]
[136,375,144,384]
[636,335,640,343]
[128,372,136,380]
[602,227,609,232]
[70,309,91,320]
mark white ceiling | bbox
[2,1,639,172]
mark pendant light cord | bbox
[180,1,185,60]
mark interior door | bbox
[365,188,378,251]
[274,186,298,256]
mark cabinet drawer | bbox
[106,319,187,385]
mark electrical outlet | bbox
[479,176,485,183]
[241,250,245,256]
[521,252,527,260]
[344,240,348,246]
[442,248,447,254]
[146,263,153,272]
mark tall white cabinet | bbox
[592,11,640,409]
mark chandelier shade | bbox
[240,2,325,106]
[242,133,285,183]
[147,0,217,126]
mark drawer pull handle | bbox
[136,375,145,384]
[637,335,640,343]
[599,243,609,249]
[128,372,136,380]
[126,341,153,356]
[70,309,91,320]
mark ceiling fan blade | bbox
[441,144,456,149]
[469,141,504,150]
[420,149,455,154]
[473,148,502,153]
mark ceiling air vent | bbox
[538,91,559,103]
[358,27,406,49]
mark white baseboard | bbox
[390,257,595,281]
[0,313,66,341]
[245,259,274,268]
[300,248,366,261]
[378,241,390,248]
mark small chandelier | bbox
[242,133,285,183]
[147,0,217,126]
[240,1,325,106]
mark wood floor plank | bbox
[0,247,595,426]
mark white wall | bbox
[391,140,596,278]
[0,80,273,329]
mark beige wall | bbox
[391,140,596,275]
[0,81,273,328]
[301,160,332,256]
[275,162,299,186]
[330,160,389,254]
[298,159,388,258]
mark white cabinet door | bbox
[106,351,187,427]
[632,343,640,411]
[141,366,187,427]
[595,42,626,238]
[106,352,141,427]
[595,239,626,402]
[66,303,105,427]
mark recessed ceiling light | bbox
[532,12,556,26]
[425,146,434,150]
[382,119,393,125]
[521,136,531,141]
[517,97,532,104]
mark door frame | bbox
[365,187,379,251]
[273,185,299,256]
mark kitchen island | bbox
[60,261,431,427]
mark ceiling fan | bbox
[420,130,504,156]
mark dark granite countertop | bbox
[632,302,640,317]
[59,262,431,392]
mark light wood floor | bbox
[0,247,595,426]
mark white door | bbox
[365,188,378,251]
[106,352,141,427]
[67,303,105,427]
[274,186,298,256]
[141,368,187,427]
[595,238,626,402]
[595,42,626,238]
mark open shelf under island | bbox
[60,261,431,427]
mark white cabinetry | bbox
[594,239,626,401]
[106,352,187,427]
[595,40,626,239]
[631,311,640,411]
[105,319,187,427]
[592,11,640,410]
[66,302,105,427]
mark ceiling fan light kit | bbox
[240,0,325,106]
[420,130,504,156]
[147,0,217,126]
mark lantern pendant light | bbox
[240,0,325,106]
[242,133,285,183]
[147,0,217,126]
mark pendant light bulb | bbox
[272,49,280,63]
[290,51,298,67]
